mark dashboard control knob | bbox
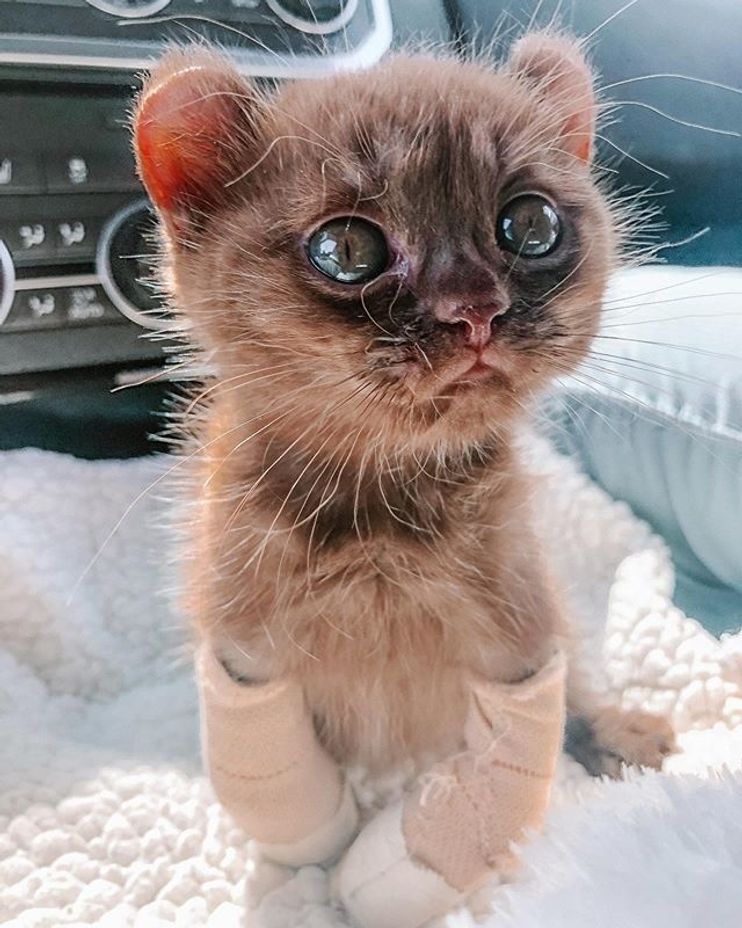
[0,240,15,327]
[97,199,171,330]
[85,0,172,18]
[266,0,356,34]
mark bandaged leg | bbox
[336,650,566,928]
[197,644,359,867]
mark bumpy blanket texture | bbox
[0,441,740,927]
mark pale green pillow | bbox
[548,266,742,635]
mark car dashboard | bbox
[0,0,406,382]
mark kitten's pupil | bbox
[307,217,388,284]
[497,195,562,258]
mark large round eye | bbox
[496,194,562,258]
[307,217,389,284]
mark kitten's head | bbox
[134,36,616,454]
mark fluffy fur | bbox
[133,36,671,771]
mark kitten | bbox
[134,34,674,773]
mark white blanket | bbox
[0,442,740,927]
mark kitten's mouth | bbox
[392,345,517,398]
[441,351,504,389]
[457,359,496,382]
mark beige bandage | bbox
[337,651,566,928]
[197,644,359,867]
[404,648,566,887]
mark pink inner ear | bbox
[134,65,243,216]
[562,106,594,164]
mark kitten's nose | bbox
[434,300,509,350]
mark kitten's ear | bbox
[507,33,596,164]
[133,50,265,234]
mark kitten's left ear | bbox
[507,32,596,164]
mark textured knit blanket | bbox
[0,441,740,928]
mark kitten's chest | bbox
[272,570,511,771]
[302,638,472,772]
[224,515,546,770]
[202,440,547,769]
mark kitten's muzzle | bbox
[434,299,509,351]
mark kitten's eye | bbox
[496,194,562,258]
[307,217,389,284]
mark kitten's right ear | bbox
[133,50,265,235]
[507,32,596,164]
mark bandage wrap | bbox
[402,651,567,889]
[198,645,566,927]
[198,646,358,866]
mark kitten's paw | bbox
[593,707,676,771]
[565,709,676,777]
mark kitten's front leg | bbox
[197,639,359,867]
[336,651,566,928]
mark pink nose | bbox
[434,301,509,350]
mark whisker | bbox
[581,0,642,43]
